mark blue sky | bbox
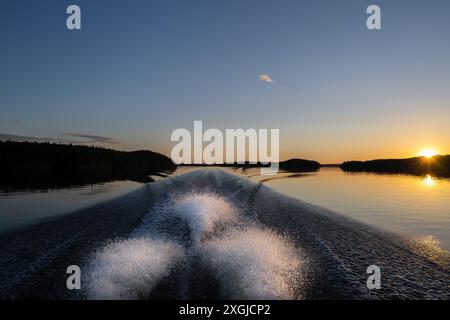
[1,0,450,162]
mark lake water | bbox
[1,167,450,250]
[241,167,450,250]
[0,180,142,233]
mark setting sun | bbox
[419,149,438,158]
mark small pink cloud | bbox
[259,74,274,84]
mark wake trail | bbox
[86,183,306,299]
[2,169,449,299]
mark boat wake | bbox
[1,169,449,299]
[86,192,304,299]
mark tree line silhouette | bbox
[341,155,450,177]
[4,140,446,191]
[0,141,175,190]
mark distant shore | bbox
[1,141,450,191]
[341,155,450,177]
[181,158,321,172]
[0,141,175,190]
[0,142,321,190]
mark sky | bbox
[1,0,450,163]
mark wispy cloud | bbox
[0,133,120,145]
[259,74,274,84]
[64,132,121,144]
[0,134,66,143]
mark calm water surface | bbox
[1,167,449,250]
[0,180,142,233]
[242,167,450,250]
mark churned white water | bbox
[86,192,304,299]
[199,227,303,299]
[172,193,237,244]
[86,238,184,299]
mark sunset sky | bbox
[1,0,449,163]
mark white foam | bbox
[199,227,304,300]
[173,193,237,243]
[86,238,184,300]
[86,192,305,300]
[136,193,237,244]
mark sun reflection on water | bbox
[422,174,436,187]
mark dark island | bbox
[180,158,321,172]
[279,158,321,172]
[0,141,175,190]
[341,155,450,177]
